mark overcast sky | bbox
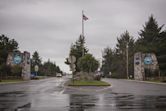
[0,0,166,73]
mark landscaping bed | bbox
[68,80,110,86]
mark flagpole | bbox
[82,10,84,56]
[82,10,84,37]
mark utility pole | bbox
[126,43,129,79]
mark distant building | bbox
[6,50,31,80]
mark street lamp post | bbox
[126,43,129,79]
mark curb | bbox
[64,85,112,92]
[126,79,166,85]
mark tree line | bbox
[101,15,166,79]
[31,51,62,76]
[0,35,62,80]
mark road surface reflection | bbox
[0,91,166,111]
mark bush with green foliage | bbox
[0,34,18,79]
[77,54,99,73]
[11,65,22,78]
[65,35,88,72]
[94,74,101,81]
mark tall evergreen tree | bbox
[31,51,42,72]
[135,15,165,79]
[103,31,135,78]
[0,34,18,65]
[0,34,18,80]
[136,15,164,53]
[101,47,113,77]
[65,35,88,72]
[41,60,62,76]
[156,31,166,79]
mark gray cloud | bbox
[0,0,166,72]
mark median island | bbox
[65,37,111,87]
[66,71,111,87]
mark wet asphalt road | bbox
[0,77,166,111]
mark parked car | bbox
[31,73,39,80]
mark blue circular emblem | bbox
[144,57,152,65]
[13,55,22,64]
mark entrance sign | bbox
[134,52,159,81]
[7,50,31,80]
[144,57,152,65]
[13,55,22,64]
[13,51,22,65]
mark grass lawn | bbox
[68,80,110,86]
[0,79,25,84]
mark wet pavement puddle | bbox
[0,91,166,111]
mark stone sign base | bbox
[134,52,159,81]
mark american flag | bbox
[83,14,88,21]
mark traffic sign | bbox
[68,55,76,63]
[70,64,76,71]
[13,50,22,65]
[35,65,39,72]
[70,64,76,69]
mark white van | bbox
[56,73,62,77]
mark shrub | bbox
[94,74,101,81]
[11,65,22,77]
[77,54,99,73]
